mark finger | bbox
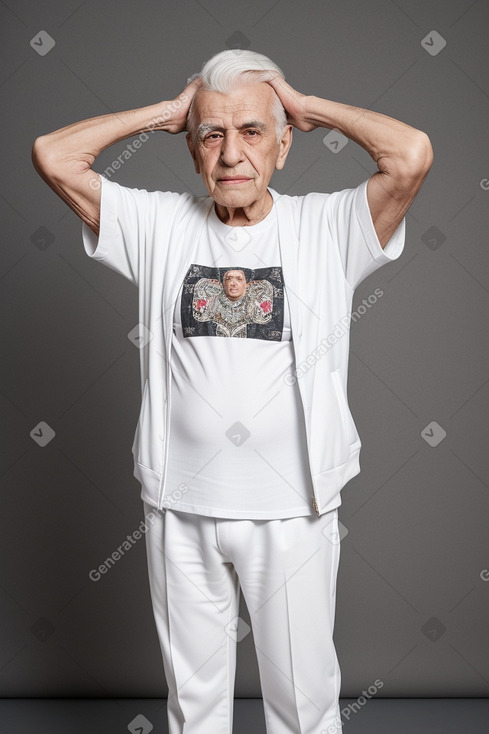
[186,72,201,85]
[265,74,285,93]
[180,76,203,110]
[268,74,292,94]
[184,76,203,96]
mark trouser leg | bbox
[229,509,342,734]
[143,503,240,734]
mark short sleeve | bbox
[326,177,405,291]
[81,174,150,287]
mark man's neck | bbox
[214,190,273,227]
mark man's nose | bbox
[220,132,244,166]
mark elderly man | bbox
[32,49,432,734]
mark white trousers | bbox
[143,501,342,734]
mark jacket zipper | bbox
[158,327,173,510]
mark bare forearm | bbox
[266,74,433,247]
[31,77,201,235]
[304,95,433,176]
[32,101,175,180]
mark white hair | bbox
[186,49,288,141]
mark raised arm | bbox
[266,76,433,248]
[31,77,203,236]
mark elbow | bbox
[32,135,54,177]
[406,131,434,180]
[386,131,433,192]
[32,135,68,188]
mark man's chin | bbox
[211,184,262,208]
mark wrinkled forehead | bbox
[193,83,276,126]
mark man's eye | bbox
[245,130,259,136]
[203,133,222,143]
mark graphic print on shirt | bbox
[181,264,285,340]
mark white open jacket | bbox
[82,175,405,516]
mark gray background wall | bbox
[1,0,488,700]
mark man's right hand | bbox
[160,76,203,134]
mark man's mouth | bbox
[218,176,252,184]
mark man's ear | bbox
[275,124,293,171]
[186,133,201,174]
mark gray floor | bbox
[1,698,488,733]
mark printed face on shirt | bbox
[181,264,285,340]
[222,269,247,301]
[185,83,293,214]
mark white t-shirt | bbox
[164,200,315,519]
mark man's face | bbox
[186,82,292,211]
[223,270,247,301]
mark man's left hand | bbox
[266,75,317,132]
